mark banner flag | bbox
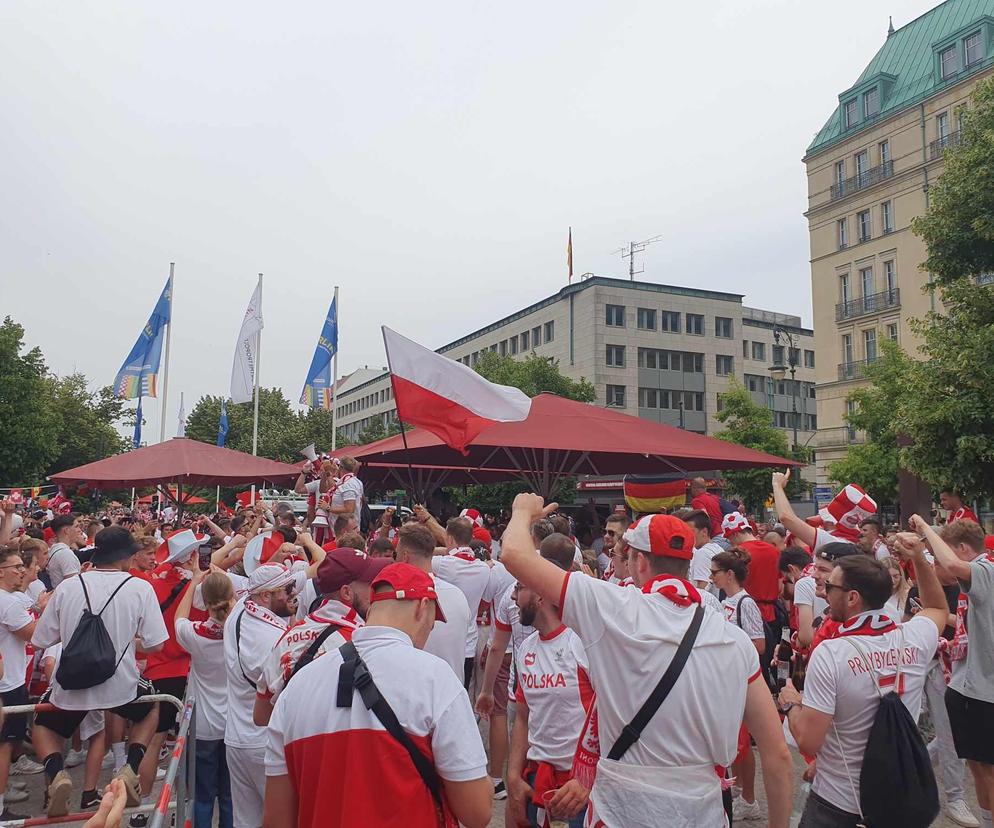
[113,277,172,399]
[300,295,338,409]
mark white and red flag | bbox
[381,326,532,452]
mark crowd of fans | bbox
[0,462,990,828]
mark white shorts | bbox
[226,743,266,828]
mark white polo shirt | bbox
[802,613,938,814]
[223,597,288,749]
[431,550,492,658]
[690,541,724,585]
[46,543,80,588]
[175,617,228,741]
[266,625,487,828]
[514,625,593,769]
[330,475,363,526]
[425,577,471,679]
[32,571,168,711]
[793,575,828,619]
[0,588,33,692]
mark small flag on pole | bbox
[217,400,229,447]
[176,393,186,438]
[230,282,264,404]
[300,295,338,409]
[567,227,573,283]
[133,398,143,449]
[113,277,172,399]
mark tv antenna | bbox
[613,235,662,280]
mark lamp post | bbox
[768,325,799,454]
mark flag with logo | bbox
[230,281,263,404]
[113,276,172,399]
[133,398,143,449]
[300,295,338,409]
[217,400,229,447]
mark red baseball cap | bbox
[623,514,694,560]
[985,535,994,552]
[370,563,447,622]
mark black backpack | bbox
[841,635,939,828]
[736,594,778,691]
[56,575,134,691]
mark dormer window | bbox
[965,31,983,66]
[941,44,959,78]
[844,99,858,128]
[864,87,880,118]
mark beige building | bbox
[805,0,994,486]
[332,275,816,479]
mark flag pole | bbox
[331,285,339,451]
[250,273,263,505]
[158,262,175,444]
[381,326,418,500]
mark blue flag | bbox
[217,400,229,447]
[133,397,143,449]
[299,296,338,409]
[113,276,172,398]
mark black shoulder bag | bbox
[336,641,444,814]
[607,603,705,761]
[233,609,256,688]
[287,624,339,683]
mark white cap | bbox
[160,529,205,566]
[247,563,296,594]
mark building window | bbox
[470,351,479,367]
[660,310,680,332]
[742,339,749,358]
[864,328,878,362]
[638,347,657,369]
[835,160,846,188]
[937,111,949,141]
[789,347,801,366]
[857,209,872,242]
[772,344,784,366]
[855,150,869,185]
[751,341,766,361]
[881,200,893,233]
[532,325,542,346]
[715,317,733,338]
[499,340,507,357]
[941,45,959,78]
[686,313,704,335]
[844,98,858,127]
[860,266,874,300]
[638,388,659,409]
[804,349,815,368]
[884,260,896,296]
[544,320,555,342]
[509,335,518,355]
[864,87,879,118]
[840,272,851,304]
[716,355,734,376]
[683,353,704,373]
[636,307,656,330]
[606,385,625,407]
[847,399,858,442]
[842,334,854,364]
[965,31,983,66]
[520,330,529,350]
[805,414,818,430]
[605,305,625,327]
[745,374,764,392]
[838,218,848,249]
[886,322,899,342]
[879,139,890,166]
[606,344,626,367]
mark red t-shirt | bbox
[740,539,781,623]
[949,507,979,524]
[691,492,723,537]
[144,565,207,681]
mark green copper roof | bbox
[807,0,994,157]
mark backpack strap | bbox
[607,604,705,761]
[96,576,134,616]
[159,580,190,613]
[78,574,95,614]
[288,624,339,682]
[233,608,255,688]
[336,641,444,812]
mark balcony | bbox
[930,131,962,160]
[835,288,900,321]
[831,160,894,200]
[838,357,878,382]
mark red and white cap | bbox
[826,484,876,534]
[460,508,485,528]
[623,514,695,560]
[370,562,447,621]
[817,507,837,526]
[248,563,296,595]
[721,511,751,538]
[156,529,208,566]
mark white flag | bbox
[176,392,186,438]
[230,281,263,403]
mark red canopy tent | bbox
[333,393,800,497]
[136,491,208,506]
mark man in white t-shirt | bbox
[685,509,724,593]
[432,516,493,688]
[327,457,364,530]
[395,523,472,679]
[501,495,793,828]
[294,461,336,546]
[779,542,948,826]
[224,563,295,828]
[45,515,83,588]
[264,562,492,828]
[0,547,42,820]
[32,527,168,817]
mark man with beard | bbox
[224,564,298,828]
[507,534,593,828]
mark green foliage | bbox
[46,376,129,475]
[827,341,905,504]
[714,381,793,514]
[473,352,595,402]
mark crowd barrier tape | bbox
[0,693,195,828]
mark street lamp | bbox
[768,325,799,454]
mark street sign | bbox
[814,486,835,506]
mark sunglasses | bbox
[823,582,851,594]
[604,529,618,537]
[0,564,26,572]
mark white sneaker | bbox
[734,798,763,821]
[946,799,980,828]
[65,748,87,768]
[156,767,167,781]
[4,787,29,803]
[11,755,44,775]
[7,780,26,791]
[101,751,116,770]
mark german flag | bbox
[623,475,688,514]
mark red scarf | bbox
[641,574,703,607]
[244,599,288,631]
[450,546,476,563]
[310,598,363,633]
[837,611,898,638]
[193,617,225,641]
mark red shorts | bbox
[735,723,751,765]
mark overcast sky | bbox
[1,0,937,439]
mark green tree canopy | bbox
[714,381,793,514]
[473,352,595,402]
[46,375,129,475]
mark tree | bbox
[46,375,129,475]
[899,77,994,497]
[0,317,61,484]
[473,352,595,402]
[714,381,793,514]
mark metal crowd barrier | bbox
[0,693,196,828]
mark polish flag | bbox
[382,326,532,452]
